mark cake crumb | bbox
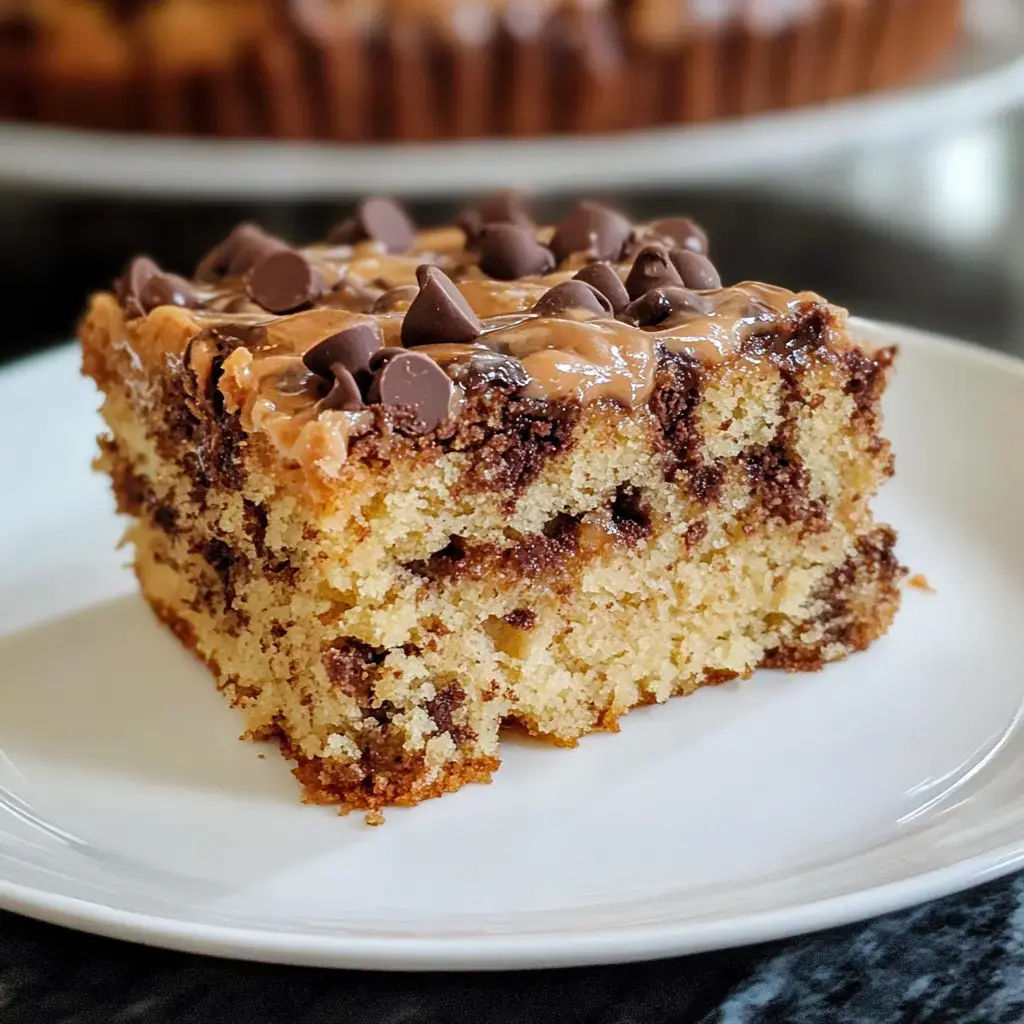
[907,573,935,593]
[364,810,386,827]
[258,753,265,759]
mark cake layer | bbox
[2,0,961,140]
[81,196,902,811]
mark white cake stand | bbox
[1,0,1022,199]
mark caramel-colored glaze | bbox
[114,220,842,477]
[500,318,656,407]
[217,343,371,480]
[657,282,832,363]
[194,278,831,416]
[456,278,555,318]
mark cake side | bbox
[81,197,903,811]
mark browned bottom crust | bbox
[289,744,500,813]
[0,0,961,140]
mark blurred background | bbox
[2,0,1024,363]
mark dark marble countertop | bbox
[4,873,1024,1023]
[2,186,1023,1024]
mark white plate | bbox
[1,319,1024,970]
[2,0,1023,198]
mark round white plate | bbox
[2,0,1023,198]
[2,318,1024,970]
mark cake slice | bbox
[80,194,903,813]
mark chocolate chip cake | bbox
[2,0,961,140]
[80,194,904,812]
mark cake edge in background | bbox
[1,0,961,142]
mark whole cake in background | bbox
[80,192,904,815]
[2,0,961,141]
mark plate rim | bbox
[2,316,1024,971]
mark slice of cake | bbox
[80,194,903,812]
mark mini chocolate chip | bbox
[369,347,407,371]
[669,248,721,290]
[248,250,324,314]
[328,197,415,254]
[458,189,533,247]
[372,284,420,313]
[116,255,160,315]
[316,366,365,412]
[573,262,629,312]
[303,322,383,380]
[625,245,682,300]
[367,351,453,434]
[621,286,709,328]
[550,201,632,264]
[646,217,708,255]
[457,210,486,249]
[195,223,288,282]
[402,265,482,347]
[532,280,612,318]
[479,225,555,280]
[139,272,199,314]
[479,189,531,225]
[227,227,290,277]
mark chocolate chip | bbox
[625,245,683,300]
[621,286,710,328]
[479,189,531,225]
[573,262,629,312]
[303,322,383,381]
[402,265,482,347]
[458,189,533,247]
[328,197,415,254]
[532,280,612,318]
[550,201,632,264]
[116,255,159,315]
[367,351,453,434]
[646,217,708,255]
[116,255,199,318]
[369,347,407,371]
[478,225,555,280]
[316,366,365,413]
[247,250,325,314]
[195,223,288,282]
[372,284,420,313]
[138,272,199,314]
[668,248,721,291]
